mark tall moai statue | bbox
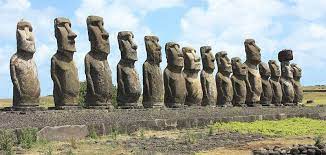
[215,51,233,107]
[84,16,113,109]
[182,47,202,106]
[142,36,164,108]
[117,31,141,109]
[243,39,262,107]
[231,57,247,107]
[278,49,295,105]
[258,62,272,106]
[268,60,282,106]
[10,20,40,110]
[51,17,80,109]
[200,46,217,106]
[291,63,303,105]
[164,42,186,108]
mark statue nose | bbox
[68,32,77,40]
[102,32,109,40]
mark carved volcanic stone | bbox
[51,17,80,108]
[200,46,217,106]
[278,49,295,105]
[268,60,282,106]
[291,63,303,104]
[231,57,247,107]
[10,20,40,108]
[258,62,272,106]
[142,36,164,108]
[84,16,113,109]
[163,42,186,108]
[117,31,141,108]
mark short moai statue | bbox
[117,31,141,109]
[215,51,233,107]
[200,46,217,106]
[278,49,295,106]
[291,63,303,105]
[142,36,164,108]
[258,62,273,106]
[10,20,41,110]
[84,16,113,109]
[268,60,282,106]
[231,57,247,107]
[182,47,202,106]
[243,39,262,107]
[163,42,186,108]
[51,17,80,109]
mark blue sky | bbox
[0,0,325,98]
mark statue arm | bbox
[117,65,125,96]
[232,78,238,98]
[10,58,22,97]
[200,74,208,98]
[143,65,151,96]
[163,71,172,97]
[51,58,62,95]
[85,57,95,95]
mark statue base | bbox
[2,106,46,111]
[246,102,262,107]
[164,103,185,108]
[49,106,83,110]
[261,101,272,106]
[233,103,247,107]
[142,102,165,109]
[117,103,142,109]
[85,105,115,110]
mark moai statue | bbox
[215,51,233,107]
[258,62,273,106]
[10,20,40,110]
[142,36,164,108]
[182,47,202,106]
[84,16,113,109]
[231,57,247,107]
[164,42,186,108]
[51,17,80,109]
[291,63,303,105]
[243,39,262,107]
[200,46,217,106]
[117,31,141,108]
[268,60,282,106]
[278,49,295,105]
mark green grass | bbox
[213,118,326,137]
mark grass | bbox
[303,92,326,106]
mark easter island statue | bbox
[163,42,186,108]
[182,47,202,106]
[291,63,303,105]
[268,60,282,106]
[243,39,262,107]
[117,31,141,109]
[84,16,113,109]
[258,62,273,106]
[278,49,295,106]
[142,36,164,108]
[10,20,41,110]
[215,51,233,107]
[51,17,80,109]
[200,46,217,106]
[231,57,247,107]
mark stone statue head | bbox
[182,47,201,71]
[244,39,261,65]
[54,17,77,53]
[144,35,162,64]
[165,42,183,68]
[87,15,109,55]
[215,51,232,74]
[16,20,35,54]
[268,60,281,78]
[118,31,138,62]
[258,62,271,79]
[200,46,215,72]
[231,57,247,77]
[291,63,302,80]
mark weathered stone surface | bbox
[142,36,164,108]
[200,46,217,106]
[258,62,272,106]
[278,49,295,105]
[37,125,89,141]
[215,51,233,107]
[10,20,40,109]
[182,47,202,106]
[291,63,303,104]
[231,57,247,107]
[164,42,186,108]
[243,39,262,107]
[51,17,79,107]
[268,60,282,106]
[84,16,113,109]
[117,31,141,108]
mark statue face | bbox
[16,21,35,53]
[165,42,183,67]
[231,57,247,76]
[282,65,293,79]
[87,16,109,54]
[268,60,281,78]
[54,18,77,52]
[200,46,215,71]
[118,31,138,61]
[258,62,271,78]
[244,39,261,65]
[216,51,232,73]
[145,36,162,64]
[291,63,302,79]
[182,47,201,71]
